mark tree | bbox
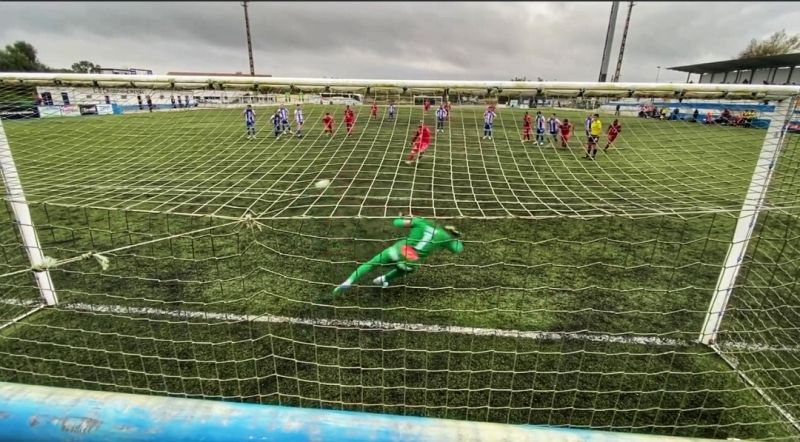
[71,60,101,73]
[738,29,800,58]
[0,40,49,72]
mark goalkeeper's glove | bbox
[444,225,461,237]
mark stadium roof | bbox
[668,52,800,74]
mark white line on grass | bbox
[2,298,798,353]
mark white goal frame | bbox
[1,72,799,441]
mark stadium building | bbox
[669,52,800,85]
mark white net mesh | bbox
[1,75,799,440]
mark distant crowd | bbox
[638,104,760,127]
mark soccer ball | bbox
[314,179,331,189]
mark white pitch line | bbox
[2,299,799,353]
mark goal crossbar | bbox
[2,73,799,99]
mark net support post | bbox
[698,97,796,345]
[0,120,58,306]
[0,381,722,442]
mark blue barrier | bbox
[637,112,773,129]
[609,101,775,112]
[0,381,719,442]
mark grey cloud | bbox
[1,2,799,83]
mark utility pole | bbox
[611,1,635,83]
[242,1,255,76]
[598,1,620,82]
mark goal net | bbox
[1,74,799,440]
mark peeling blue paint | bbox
[0,381,719,442]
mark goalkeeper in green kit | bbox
[331,215,464,296]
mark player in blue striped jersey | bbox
[584,115,592,137]
[278,104,291,134]
[482,107,497,140]
[271,111,282,138]
[388,102,396,121]
[294,104,305,138]
[534,111,546,145]
[243,105,256,139]
[547,114,561,145]
[436,105,447,132]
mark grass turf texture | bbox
[1,103,798,440]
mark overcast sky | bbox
[1,2,798,83]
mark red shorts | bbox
[523,126,532,134]
[324,125,333,132]
[607,134,618,143]
[560,132,571,141]
[412,141,430,153]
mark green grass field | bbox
[1,103,799,440]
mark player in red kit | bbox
[423,98,431,112]
[405,121,432,165]
[559,118,573,148]
[444,101,451,120]
[371,102,378,119]
[522,112,532,142]
[604,119,622,150]
[344,105,355,136]
[322,112,334,135]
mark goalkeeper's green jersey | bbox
[392,217,464,260]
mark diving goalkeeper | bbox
[332,215,464,296]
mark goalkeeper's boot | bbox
[332,283,351,295]
[372,276,390,289]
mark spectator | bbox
[660,107,668,120]
[705,111,714,124]
[669,108,680,121]
[742,78,749,84]
[615,104,621,116]
[745,110,755,128]
[691,109,699,122]
[716,109,732,125]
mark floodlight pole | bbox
[611,1,635,82]
[242,1,255,76]
[598,1,620,82]
[699,97,797,344]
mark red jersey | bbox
[559,122,572,135]
[344,110,354,123]
[371,104,378,114]
[415,126,431,144]
[608,124,621,137]
[323,115,333,127]
[523,114,532,127]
